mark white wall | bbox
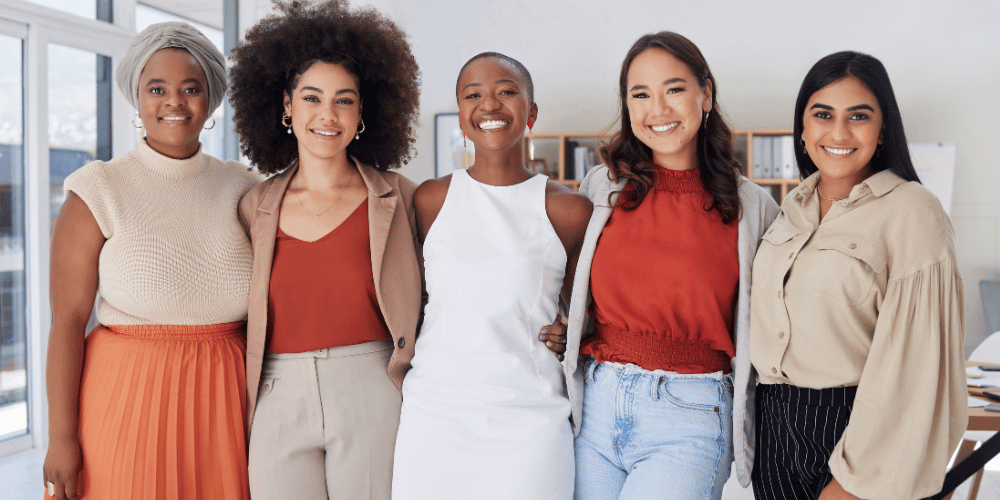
[300,0,1000,351]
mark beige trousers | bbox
[248,340,401,500]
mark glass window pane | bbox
[23,0,112,22]
[48,44,112,221]
[136,4,225,160]
[0,33,27,442]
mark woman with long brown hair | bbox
[557,31,779,499]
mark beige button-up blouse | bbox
[750,169,967,499]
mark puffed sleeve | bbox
[63,161,114,238]
[828,255,967,499]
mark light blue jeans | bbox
[574,359,733,500]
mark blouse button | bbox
[778,331,785,339]
[849,243,857,249]
[397,338,406,349]
[777,290,782,298]
[841,201,848,206]
[788,252,794,259]
[771,367,778,374]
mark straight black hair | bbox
[793,51,920,183]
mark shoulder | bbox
[413,175,452,210]
[876,181,956,276]
[579,164,617,197]
[737,176,780,220]
[545,180,594,221]
[376,169,419,200]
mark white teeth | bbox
[478,120,508,130]
[650,123,678,132]
[161,116,188,121]
[823,146,856,156]
[313,130,339,137]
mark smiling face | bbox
[138,48,209,159]
[284,61,361,166]
[801,75,883,186]
[456,57,537,155]
[625,47,711,171]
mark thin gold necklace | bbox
[815,186,847,202]
[294,168,357,218]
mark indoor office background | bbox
[0,0,997,499]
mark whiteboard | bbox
[908,142,957,216]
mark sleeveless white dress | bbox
[392,169,574,499]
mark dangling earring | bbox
[355,119,366,140]
[526,118,535,161]
[462,132,469,170]
[203,117,216,130]
[801,138,807,156]
[132,113,143,129]
[702,110,710,127]
[282,113,292,135]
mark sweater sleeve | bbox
[63,161,114,238]
[828,257,967,499]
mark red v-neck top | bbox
[580,166,738,373]
[267,201,391,353]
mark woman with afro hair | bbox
[228,1,422,498]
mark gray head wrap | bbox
[116,21,227,114]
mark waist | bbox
[758,383,858,407]
[98,321,246,340]
[589,322,732,374]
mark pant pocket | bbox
[657,378,725,414]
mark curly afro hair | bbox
[229,0,420,174]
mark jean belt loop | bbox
[587,359,598,383]
[651,375,662,400]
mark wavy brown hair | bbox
[229,0,420,174]
[601,31,741,224]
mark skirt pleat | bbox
[54,322,250,500]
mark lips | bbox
[478,119,510,131]
[311,129,341,137]
[822,146,857,157]
[646,122,681,136]
[159,115,191,123]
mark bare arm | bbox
[412,176,451,244]
[540,183,594,359]
[43,193,105,500]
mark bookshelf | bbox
[734,129,800,201]
[527,129,801,201]
[525,132,612,190]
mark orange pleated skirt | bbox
[49,322,251,500]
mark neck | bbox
[466,144,533,186]
[295,153,357,190]
[652,143,699,171]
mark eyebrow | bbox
[145,78,203,86]
[300,86,358,96]
[809,103,875,112]
[628,77,686,93]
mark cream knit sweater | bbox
[64,139,260,326]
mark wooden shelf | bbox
[529,129,801,202]
[734,129,800,201]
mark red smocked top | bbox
[580,166,739,373]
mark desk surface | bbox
[968,361,1000,431]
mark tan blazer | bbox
[238,160,423,436]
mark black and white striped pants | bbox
[751,383,857,500]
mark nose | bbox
[652,92,671,114]
[482,92,501,111]
[164,89,184,107]
[830,117,851,141]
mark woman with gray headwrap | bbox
[43,21,257,500]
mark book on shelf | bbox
[564,140,577,180]
[753,136,764,179]
[574,146,589,180]
[780,135,796,179]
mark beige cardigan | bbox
[237,160,423,436]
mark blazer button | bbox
[397,338,406,349]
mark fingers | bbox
[44,473,78,500]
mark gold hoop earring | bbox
[203,117,216,130]
[282,113,292,135]
[355,119,365,140]
[132,113,143,129]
